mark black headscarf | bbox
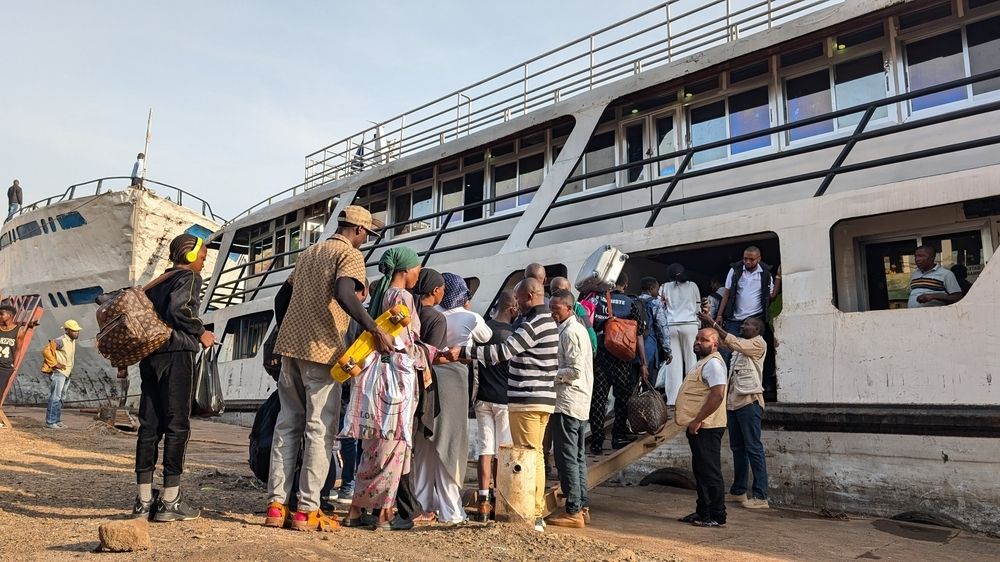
[413,268,445,299]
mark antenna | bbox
[141,108,153,180]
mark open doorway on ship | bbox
[625,232,781,402]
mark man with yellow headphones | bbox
[131,233,215,522]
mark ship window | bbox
[287,226,302,264]
[491,142,515,158]
[836,24,884,50]
[48,293,58,308]
[492,162,518,213]
[552,121,574,139]
[16,221,42,240]
[780,43,824,68]
[686,77,719,97]
[370,182,387,196]
[905,30,968,112]
[0,232,9,249]
[898,2,952,30]
[222,310,274,361]
[968,15,1000,95]
[250,233,274,275]
[185,224,213,241]
[40,219,48,234]
[441,177,464,223]
[690,85,771,164]
[438,159,460,174]
[729,61,769,85]
[968,0,1000,8]
[564,129,616,195]
[834,53,889,128]
[392,187,433,236]
[519,131,545,149]
[786,70,835,141]
[463,152,484,166]
[48,217,57,232]
[56,211,86,229]
[440,171,485,225]
[411,167,433,183]
[57,293,67,307]
[67,286,104,306]
[391,176,407,189]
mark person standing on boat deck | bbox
[471,290,517,522]
[545,290,594,529]
[0,302,25,429]
[264,206,391,532]
[41,319,81,429]
[130,153,145,186]
[700,313,770,510]
[131,234,214,522]
[412,273,491,524]
[588,273,649,454]
[445,277,559,533]
[676,328,728,528]
[638,276,672,387]
[908,245,963,308]
[660,264,699,404]
[6,179,22,222]
[714,246,779,395]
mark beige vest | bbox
[54,335,76,376]
[675,352,728,429]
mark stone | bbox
[97,519,151,552]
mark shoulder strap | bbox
[142,269,184,292]
[605,290,615,320]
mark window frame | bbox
[684,76,776,168]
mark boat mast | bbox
[141,108,152,183]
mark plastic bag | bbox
[340,353,415,444]
[192,345,225,417]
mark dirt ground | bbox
[2,407,998,562]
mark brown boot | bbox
[472,496,492,522]
[545,511,585,529]
[581,507,591,525]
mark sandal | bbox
[343,514,377,528]
[412,512,438,526]
[290,510,341,532]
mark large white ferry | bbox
[1,178,221,406]
[201,0,999,534]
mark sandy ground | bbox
[2,406,998,561]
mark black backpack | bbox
[248,391,282,483]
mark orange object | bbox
[0,294,45,428]
[329,304,410,383]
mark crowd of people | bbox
[112,207,974,533]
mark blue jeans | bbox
[45,373,69,424]
[5,203,20,222]
[727,402,768,500]
[552,413,589,514]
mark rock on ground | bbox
[98,519,152,552]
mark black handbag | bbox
[627,379,669,434]
[192,345,225,417]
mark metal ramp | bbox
[543,420,685,516]
[0,294,45,428]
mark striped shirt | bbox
[908,264,961,308]
[462,304,559,413]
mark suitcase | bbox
[575,245,628,294]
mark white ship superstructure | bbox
[202,0,999,534]
[1,177,222,406]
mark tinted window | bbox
[967,15,1000,95]
[786,70,834,141]
[16,221,42,239]
[57,211,87,229]
[67,286,104,305]
[906,30,967,111]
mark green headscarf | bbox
[368,246,421,319]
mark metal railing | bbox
[15,176,225,223]
[528,68,1000,243]
[302,0,842,187]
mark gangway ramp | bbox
[543,420,685,516]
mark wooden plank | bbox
[0,294,45,427]
[543,421,685,516]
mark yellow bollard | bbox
[494,444,537,524]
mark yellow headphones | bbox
[185,237,204,264]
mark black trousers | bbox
[588,347,637,448]
[394,471,423,520]
[688,427,727,523]
[135,351,194,488]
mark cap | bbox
[338,205,383,232]
[63,319,82,332]
[0,302,16,314]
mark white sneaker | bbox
[45,423,64,430]
[727,493,747,504]
[534,517,545,533]
[742,498,770,509]
[56,422,68,428]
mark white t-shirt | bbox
[722,265,774,320]
[131,159,145,178]
[701,356,727,388]
[660,281,701,325]
[439,307,493,348]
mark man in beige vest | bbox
[674,328,728,527]
[42,320,80,429]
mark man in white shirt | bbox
[545,290,594,529]
[714,246,780,393]
[131,153,145,186]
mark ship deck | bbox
[2,406,998,561]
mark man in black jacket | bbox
[132,233,215,521]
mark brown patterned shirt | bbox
[274,234,367,365]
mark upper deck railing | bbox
[302,0,843,188]
[15,177,226,223]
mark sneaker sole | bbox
[153,513,200,522]
[263,516,286,527]
[742,503,770,509]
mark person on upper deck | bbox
[6,180,22,222]
[908,245,963,308]
[131,153,145,187]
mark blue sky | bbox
[0,0,658,219]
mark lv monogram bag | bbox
[94,271,179,368]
